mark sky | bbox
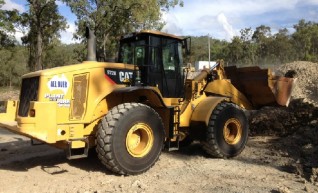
[2,0,318,43]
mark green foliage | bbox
[0,1,20,33]
[21,0,67,71]
[1,0,318,89]
[63,0,183,60]
[188,36,228,63]
[0,1,20,48]
[190,20,318,67]
[292,19,318,61]
[0,46,28,87]
[0,31,16,48]
[43,42,82,68]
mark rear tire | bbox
[201,102,248,158]
[96,103,164,175]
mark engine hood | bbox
[21,61,135,78]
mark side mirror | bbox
[183,37,191,55]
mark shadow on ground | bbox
[0,139,112,175]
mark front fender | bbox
[190,96,226,127]
[189,96,226,140]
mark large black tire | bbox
[201,102,248,158]
[96,103,164,175]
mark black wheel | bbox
[96,103,164,175]
[201,102,248,158]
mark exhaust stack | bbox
[85,27,96,61]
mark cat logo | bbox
[119,71,133,82]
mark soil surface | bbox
[0,61,318,193]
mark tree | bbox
[269,28,296,64]
[63,0,183,61]
[239,28,256,65]
[210,39,229,61]
[0,0,20,48]
[0,45,28,87]
[43,40,82,68]
[21,0,66,71]
[252,25,273,65]
[227,36,243,65]
[293,20,318,61]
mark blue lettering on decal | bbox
[51,81,68,88]
[51,81,56,87]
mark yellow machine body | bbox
[0,31,295,155]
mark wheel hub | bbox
[126,123,154,157]
[223,118,242,145]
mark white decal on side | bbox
[57,99,70,107]
[44,94,70,108]
[107,70,116,76]
[47,74,70,94]
[44,94,64,100]
[119,71,133,82]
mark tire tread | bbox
[96,103,163,175]
[202,102,247,158]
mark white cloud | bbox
[217,13,237,41]
[163,0,318,40]
[56,0,66,7]
[1,0,25,12]
[162,12,183,35]
[60,21,80,44]
[14,30,24,43]
[305,0,318,5]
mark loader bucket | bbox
[224,66,296,109]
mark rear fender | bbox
[105,87,168,109]
[105,87,171,137]
[88,87,168,136]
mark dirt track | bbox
[1,61,318,193]
[0,128,317,193]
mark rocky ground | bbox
[0,61,318,193]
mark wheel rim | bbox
[126,123,154,158]
[223,118,242,145]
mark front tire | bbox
[96,103,164,175]
[201,102,248,158]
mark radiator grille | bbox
[70,73,88,120]
[18,77,39,117]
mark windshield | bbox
[117,34,185,97]
[118,39,146,66]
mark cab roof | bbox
[121,30,184,41]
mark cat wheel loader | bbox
[0,28,295,175]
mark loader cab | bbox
[118,31,189,98]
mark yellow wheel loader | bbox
[0,28,295,175]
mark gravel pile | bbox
[251,61,318,184]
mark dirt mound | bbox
[250,99,318,184]
[250,99,318,136]
[250,61,318,184]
